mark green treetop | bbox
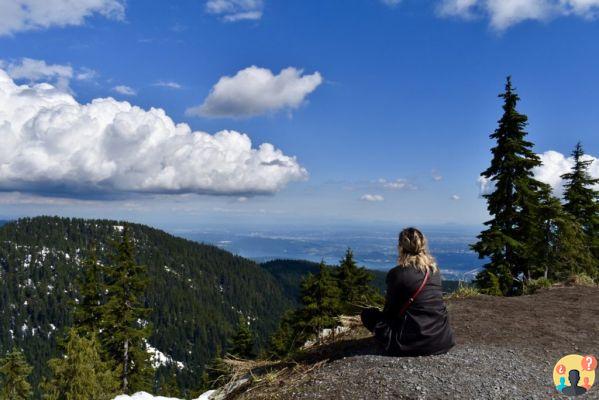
[0,348,33,400]
[74,247,105,336]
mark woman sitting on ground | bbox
[361,227,455,356]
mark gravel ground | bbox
[283,345,583,400]
[233,287,599,400]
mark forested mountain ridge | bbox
[262,259,461,303]
[0,216,294,396]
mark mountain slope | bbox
[0,216,294,396]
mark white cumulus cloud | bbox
[361,194,385,202]
[451,194,461,200]
[187,66,323,118]
[477,150,599,197]
[205,0,264,22]
[113,85,137,96]
[0,69,307,197]
[0,58,96,93]
[0,0,125,36]
[438,0,599,30]
[534,150,599,196]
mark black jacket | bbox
[377,266,455,356]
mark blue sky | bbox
[0,0,598,229]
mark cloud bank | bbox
[187,66,322,118]
[205,0,264,22]
[438,0,599,30]
[0,0,125,36]
[0,69,307,197]
[478,150,599,196]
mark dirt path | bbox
[235,286,599,399]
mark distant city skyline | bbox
[0,0,598,229]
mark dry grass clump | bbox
[565,273,596,287]
[445,283,480,300]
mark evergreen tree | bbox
[43,330,119,400]
[100,227,153,394]
[0,348,32,400]
[335,249,382,313]
[295,262,342,344]
[561,142,599,268]
[74,247,105,336]
[228,316,255,359]
[472,77,549,295]
[528,186,595,281]
[200,345,229,390]
[267,310,303,357]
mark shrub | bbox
[566,273,596,287]
[523,277,552,295]
[446,283,480,299]
[476,271,503,296]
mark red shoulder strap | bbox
[398,269,430,316]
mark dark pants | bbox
[361,308,385,332]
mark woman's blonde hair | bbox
[397,227,438,273]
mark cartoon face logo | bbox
[553,354,597,396]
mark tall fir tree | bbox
[43,330,119,400]
[74,246,105,336]
[0,348,32,400]
[228,316,255,359]
[472,77,549,295]
[335,249,382,313]
[100,227,153,394]
[295,262,342,344]
[561,142,599,271]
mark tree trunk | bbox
[123,338,129,393]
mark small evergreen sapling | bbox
[296,262,342,344]
[0,348,33,400]
[43,330,119,400]
[228,316,255,359]
[336,248,382,313]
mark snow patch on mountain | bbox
[113,390,216,400]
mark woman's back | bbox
[361,227,455,356]
[383,266,454,356]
